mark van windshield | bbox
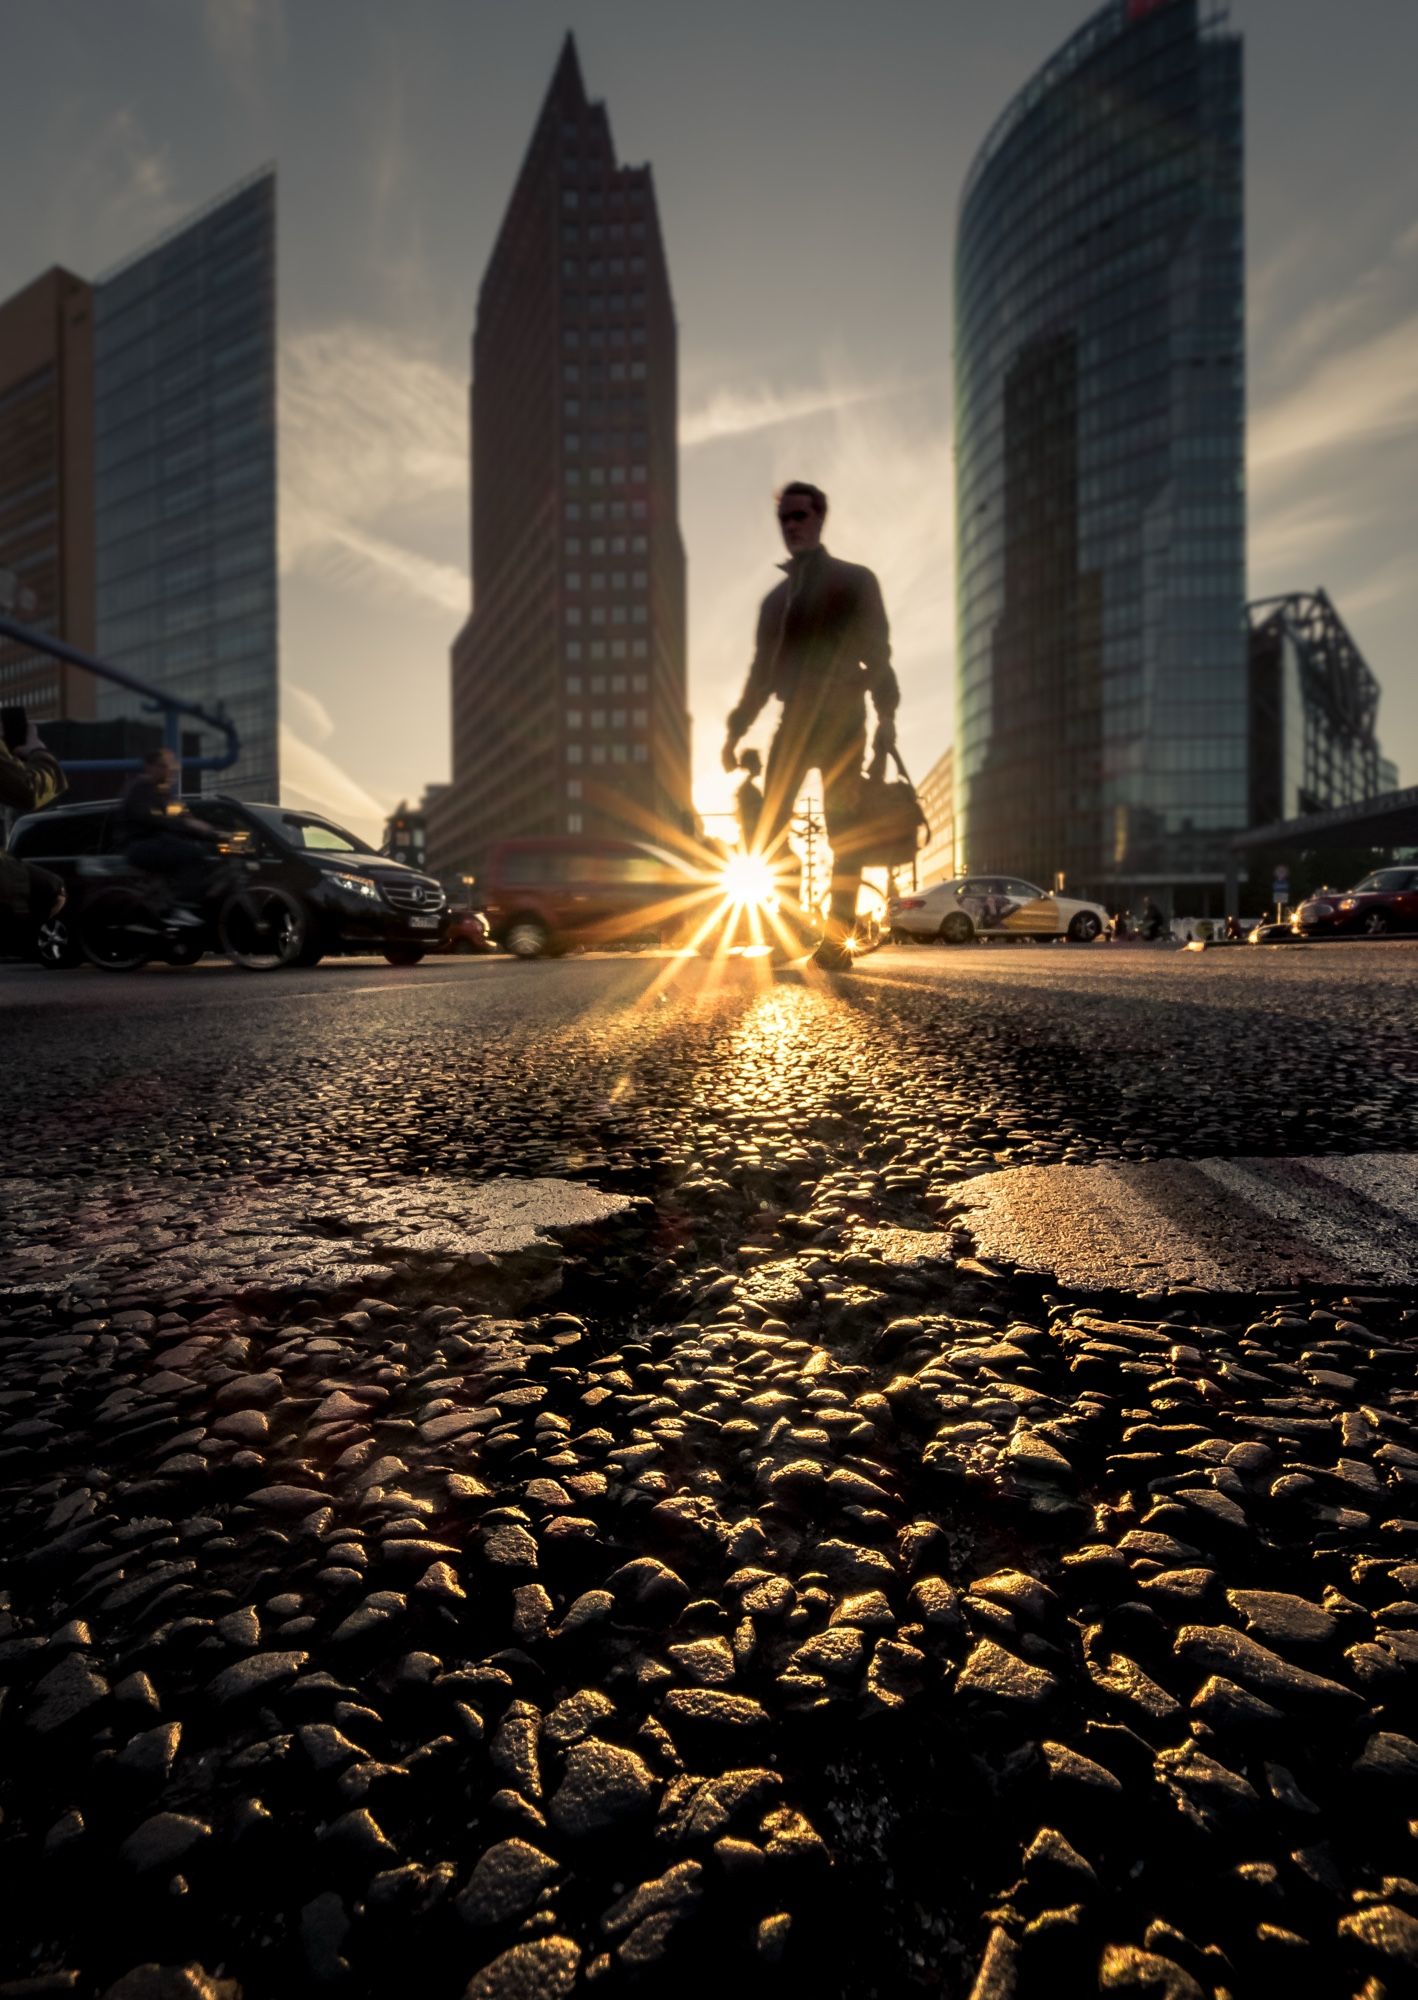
[252,808,379,856]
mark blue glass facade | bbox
[93,171,277,798]
[955,0,1244,903]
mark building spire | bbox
[547,32,586,110]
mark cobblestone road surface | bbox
[2,945,1417,2000]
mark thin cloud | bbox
[280,324,467,615]
[681,378,913,449]
[284,681,336,748]
[204,0,285,101]
[301,516,467,617]
[1248,495,1362,587]
[279,721,389,845]
[51,106,182,257]
[1250,310,1418,482]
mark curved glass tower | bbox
[955,0,1244,907]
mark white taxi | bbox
[888,875,1108,945]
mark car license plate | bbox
[409,915,439,930]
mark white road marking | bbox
[955,1151,1418,1292]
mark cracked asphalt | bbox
[2,943,1418,2000]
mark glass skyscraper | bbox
[92,169,277,798]
[955,0,1244,907]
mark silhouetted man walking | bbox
[721,481,899,969]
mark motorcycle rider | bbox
[119,748,221,926]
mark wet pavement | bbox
[2,943,1417,2000]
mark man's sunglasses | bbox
[778,508,812,524]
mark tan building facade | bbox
[0,268,96,720]
[914,743,958,885]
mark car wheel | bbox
[80,889,154,971]
[35,912,83,968]
[219,885,307,970]
[940,912,974,946]
[293,931,326,968]
[1362,911,1391,936]
[383,945,426,966]
[505,917,550,959]
[1068,912,1102,943]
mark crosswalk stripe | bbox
[954,1151,1418,1294]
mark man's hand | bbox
[721,732,741,775]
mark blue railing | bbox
[0,613,240,781]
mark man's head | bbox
[776,480,826,556]
[145,747,179,790]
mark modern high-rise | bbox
[955,0,1245,908]
[430,37,690,878]
[92,169,278,798]
[0,175,278,797]
[0,268,97,721]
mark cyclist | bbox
[119,749,221,927]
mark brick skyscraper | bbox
[0,269,96,723]
[431,37,691,878]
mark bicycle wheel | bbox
[81,889,156,971]
[219,884,307,970]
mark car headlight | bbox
[327,871,380,901]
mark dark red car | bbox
[481,835,709,959]
[1294,867,1418,938]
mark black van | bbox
[7,795,448,969]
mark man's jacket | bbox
[0,741,66,915]
[728,546,900,740]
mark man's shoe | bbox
[168,907,205,929]
[811,937,854,972]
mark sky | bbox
[4,0,1417,843]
